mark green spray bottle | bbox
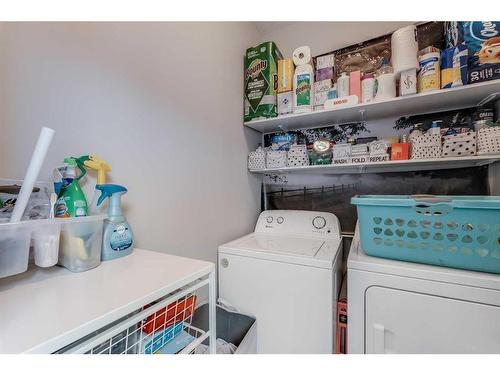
[54,157,88,218]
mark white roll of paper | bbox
[391,25,419,76]
[10,127,55,223]
[292,46,312,66]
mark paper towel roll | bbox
[293,46,312,66]
[391,25,419,76]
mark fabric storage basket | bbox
[266,150,287,169]
[248,147,266,170]
[442,131,477,157]
[410,134,441,159]
[287,144,309,167]
[351,195,500,274]
[477,127,500,155]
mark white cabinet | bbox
[365,287,500,354]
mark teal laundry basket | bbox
[351,195,500,274]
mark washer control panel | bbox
[255,210,341,238]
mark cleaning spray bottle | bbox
[80,155,111,215]
[292,46,314,114]
[96,184,134,261]
[55,157,88,218]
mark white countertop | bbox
[0,249,214,353]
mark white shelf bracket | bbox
[477,92,500,107]
[359,109,366,125]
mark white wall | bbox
[0,22,262,263]
[255,22,414,58]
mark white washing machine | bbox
[348,226,500,354]
[218,210,343,354]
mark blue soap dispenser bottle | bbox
[96,184,134,261]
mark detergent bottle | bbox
[81,155,111,215]
[96,184,134,261]
[55,157,88,218]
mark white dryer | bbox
[348,226,500,354]
[218,210,343,354]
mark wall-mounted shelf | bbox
[249,155,500,175]
[244,80,500,133]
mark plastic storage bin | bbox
[58,215,106,272]
[0,221,33,278]
[352,195,500,274]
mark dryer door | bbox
[365,287,500,354]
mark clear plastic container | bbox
[0,221,33,278]
[32,221,61,268]
[58,215,106,272]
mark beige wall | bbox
[255,21,414,57]
[0,22,262,263]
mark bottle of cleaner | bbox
[428,120,442,136]
[55,157,88,218]
[81,155,111,215]
[337,72,350,98]
[292,46,314,113]
[96,184,134,261]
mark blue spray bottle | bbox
[96,184,134,261]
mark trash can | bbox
[191,303,256,354]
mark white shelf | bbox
[244,80,500,133]
[250,155,500,175]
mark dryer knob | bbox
[221,258,229,268]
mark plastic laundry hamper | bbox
[351,195,500,274]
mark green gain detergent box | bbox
[244,41,283,122]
